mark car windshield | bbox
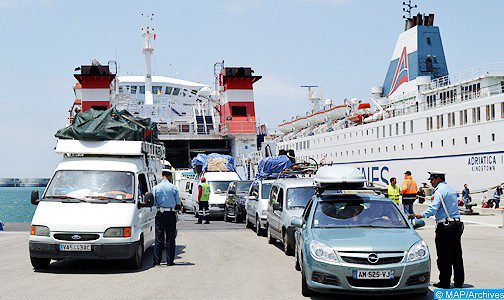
[209,181,232,194]
[44,170,135,203]
[312,197,408,228]
[236,181,252,193]
[287,187,314,209]
[261,183,273,199]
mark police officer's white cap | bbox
[427,171,446,180]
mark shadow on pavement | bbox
[311,289,433,300]
[35,244,194,274]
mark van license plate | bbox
[59,244,91,252]
[353,270,394,279]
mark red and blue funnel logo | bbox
[389,47,409,95]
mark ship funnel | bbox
[382,12,448,97]
[73,60,115,112]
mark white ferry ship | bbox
[275,12,504,193]
[67,14,263,176]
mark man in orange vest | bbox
[401,171,418,214]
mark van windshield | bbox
[286,187,314,209]
[44,170,135,203]
[209,181,232,194]
[236,181,253,193]
[312,197,408,228]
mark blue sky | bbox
[1,0,503,177]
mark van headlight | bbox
[407,240,429,262]
[104,227,132,238]
[30,225,50,236]
[309,240,339,264]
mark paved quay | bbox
[1,214,503,299]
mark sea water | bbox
[0,187,45,222]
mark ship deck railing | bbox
[220,120,257,135]
[428,62,504,90]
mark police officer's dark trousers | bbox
[435,221,464,287]
[154,211,177,265]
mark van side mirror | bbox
[139,192,154,208]
[30,190,40,205]
[273,202,282,211]
[412,219,425,229]
[291,217,304,228]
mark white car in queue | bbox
[28,140,162,270]
[245,179,274,236]
[293,166,430,296]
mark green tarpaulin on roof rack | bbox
[55,107,158,142]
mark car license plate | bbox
[59,244,91,252]
[353,270,394,279]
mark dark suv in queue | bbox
[224,180,253,223]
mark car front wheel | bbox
[30,256,50,270]
[283,231,294,256]
[127,240,144,270]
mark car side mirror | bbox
[291,217,304,228]
[139,192,154,208]
[30,190,40,205]
[273,202,282,211]
[412,219,425,229]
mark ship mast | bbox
[141,13,155,105]
[301,85,322,112]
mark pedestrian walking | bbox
[153,171,182,267]
[401,171,418,214]
[408,171,464,289]
[387,177,401,206]
[462,184,471,204]
[493,186,502,209]
[196,177,210,224]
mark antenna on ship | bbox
[301,85,322,112]
[141,13,155,105]
[402,0,417,19]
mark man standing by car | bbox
[196,177,210,224]
[387,177,401,206]
[408,171,464,289]
[401,171,418,214]
[153,171,181,267]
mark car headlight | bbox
[407,240,429,262]
[30,225,50,236]
[309,240,339,264]
[104,227,132,238]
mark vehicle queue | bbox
[177,164,434,297]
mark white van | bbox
[190,171,240,219]
[28,140,163,270]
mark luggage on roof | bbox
[257,155,293,179]
[192,153,235,172]
[55,108,157,142]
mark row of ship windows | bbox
[295,133,497,162]
[280,102,504,152]
[281,120,415,151]
[426,83,483,107]
[119,85,199,97]
[426,102,503,130]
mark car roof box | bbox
[314,166,366,189]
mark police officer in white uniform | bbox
[408,171,464,289]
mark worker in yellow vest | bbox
[387,177,401,206]
[196,177,211,224]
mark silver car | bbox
[266,178,315,255]
[245,179,274,236]
[292,191,430,296]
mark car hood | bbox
[31,201,136,232]
[312,227,421,252]
[210,193,226,204]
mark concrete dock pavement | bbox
[1,214,503,299]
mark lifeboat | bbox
[325,104,349,120]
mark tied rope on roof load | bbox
[55,107,158,142]
[192,153,235,173]
[257,155,293,179]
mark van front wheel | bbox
[127,241,143,270]
[30,256,50,270]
